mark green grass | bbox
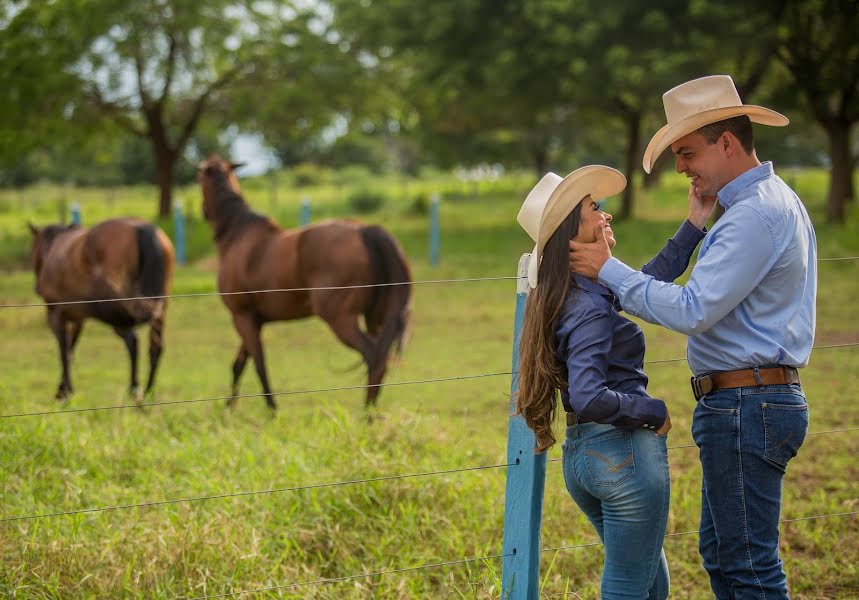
[0,169,857,598]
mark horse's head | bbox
[197,156,245,222]
[28,222,76,278]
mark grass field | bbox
[1,168,857,598]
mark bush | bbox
[407,192,430,216]
[290,163,329,187]
[348,189,386,214]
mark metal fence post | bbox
[70,202,81,225]
[501,253,547,600]
[429,192,440,266]
[173,198,186,266]
[300,196,311,226]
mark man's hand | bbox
[569,225,612,279]
[655,411,671,436]
[688,184,718,231]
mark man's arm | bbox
[599,206,777,336]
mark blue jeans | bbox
[692,384,808,599]
[562,423,671,599]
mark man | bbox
[569,75,817,599]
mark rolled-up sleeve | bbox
[600,206,777,336]
[560,305,667,429]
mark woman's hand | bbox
[655,411,672,436]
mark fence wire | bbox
[3,426,854,525]
[2,254,856,309]
[183,510,857,599]
[2,342,856,421]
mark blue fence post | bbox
[70,202,81,225]
[300,196,311,226]
[173,198,186,266]
[429,192,440,266]
[501,253,547,600]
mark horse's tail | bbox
[360,225,412,367]
[136,224,167,299]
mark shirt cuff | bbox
[598,257,636,291]
[640,398,668,430]
[676,219,707,247]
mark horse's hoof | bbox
[55,387,72,403]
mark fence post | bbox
[429,192,440,266]
[501,253,546,600]
[300,196,311,226]
[173,198,186,266]
[70,202,81,225]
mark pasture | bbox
[1,168,857,598]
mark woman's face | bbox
[571,195,615,248]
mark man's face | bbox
[671,131,729,197]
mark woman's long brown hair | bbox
[515,203,584,453]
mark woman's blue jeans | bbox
[692,384,808,599]
[562,423,671,599]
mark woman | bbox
[515,165,705,599]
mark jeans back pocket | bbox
[583,431,636,486]
[762,401,808,468]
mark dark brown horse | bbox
[28,218,174,402]
[198,156,412,409]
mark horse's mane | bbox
[207,169,275,242]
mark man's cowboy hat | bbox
[642,75,789,174]
[517,166,626,289]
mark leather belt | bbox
[566,412,592,426]
[691,366,800,400]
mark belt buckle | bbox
[691,375,713,400]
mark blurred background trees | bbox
[0,0,855,221]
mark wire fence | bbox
[181,510,858,600]
[1,342,855,420]
[3,257,857,596]
[1,253,856,310]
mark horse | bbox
[28,218,175,403]
[197,156,412,410]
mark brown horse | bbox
[28,218,175,402]
[198,156,412,409]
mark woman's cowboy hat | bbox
[642,75,789,174]
[517,165,626,289]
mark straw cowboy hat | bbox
[517,166,626,289]
[642,75,789,173]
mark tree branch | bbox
[88,85,147,137]
[158,32,178,108]
[174,63,249,153]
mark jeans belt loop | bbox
[753,366,763,386]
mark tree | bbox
[776,0,859,223]
[1,1,338,215]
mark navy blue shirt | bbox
[556,220,705,429]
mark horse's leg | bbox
[231,312,275,410]
[323,314,381,407]
[144,308,165,395]
[227,343,249,408]
[47,308,73,401]
[114,327,142,403]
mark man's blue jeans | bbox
[562,423,671,599]
[692,384,808,599]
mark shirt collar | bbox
[718,162,774,209]
[573,272,613,299]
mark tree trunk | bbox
[533,147,548,178]
[822,117,854,224]
[620,110,641,220]
[155,147,176,217]
[643,152,673,189]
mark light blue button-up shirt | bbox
[599,162,817,376]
